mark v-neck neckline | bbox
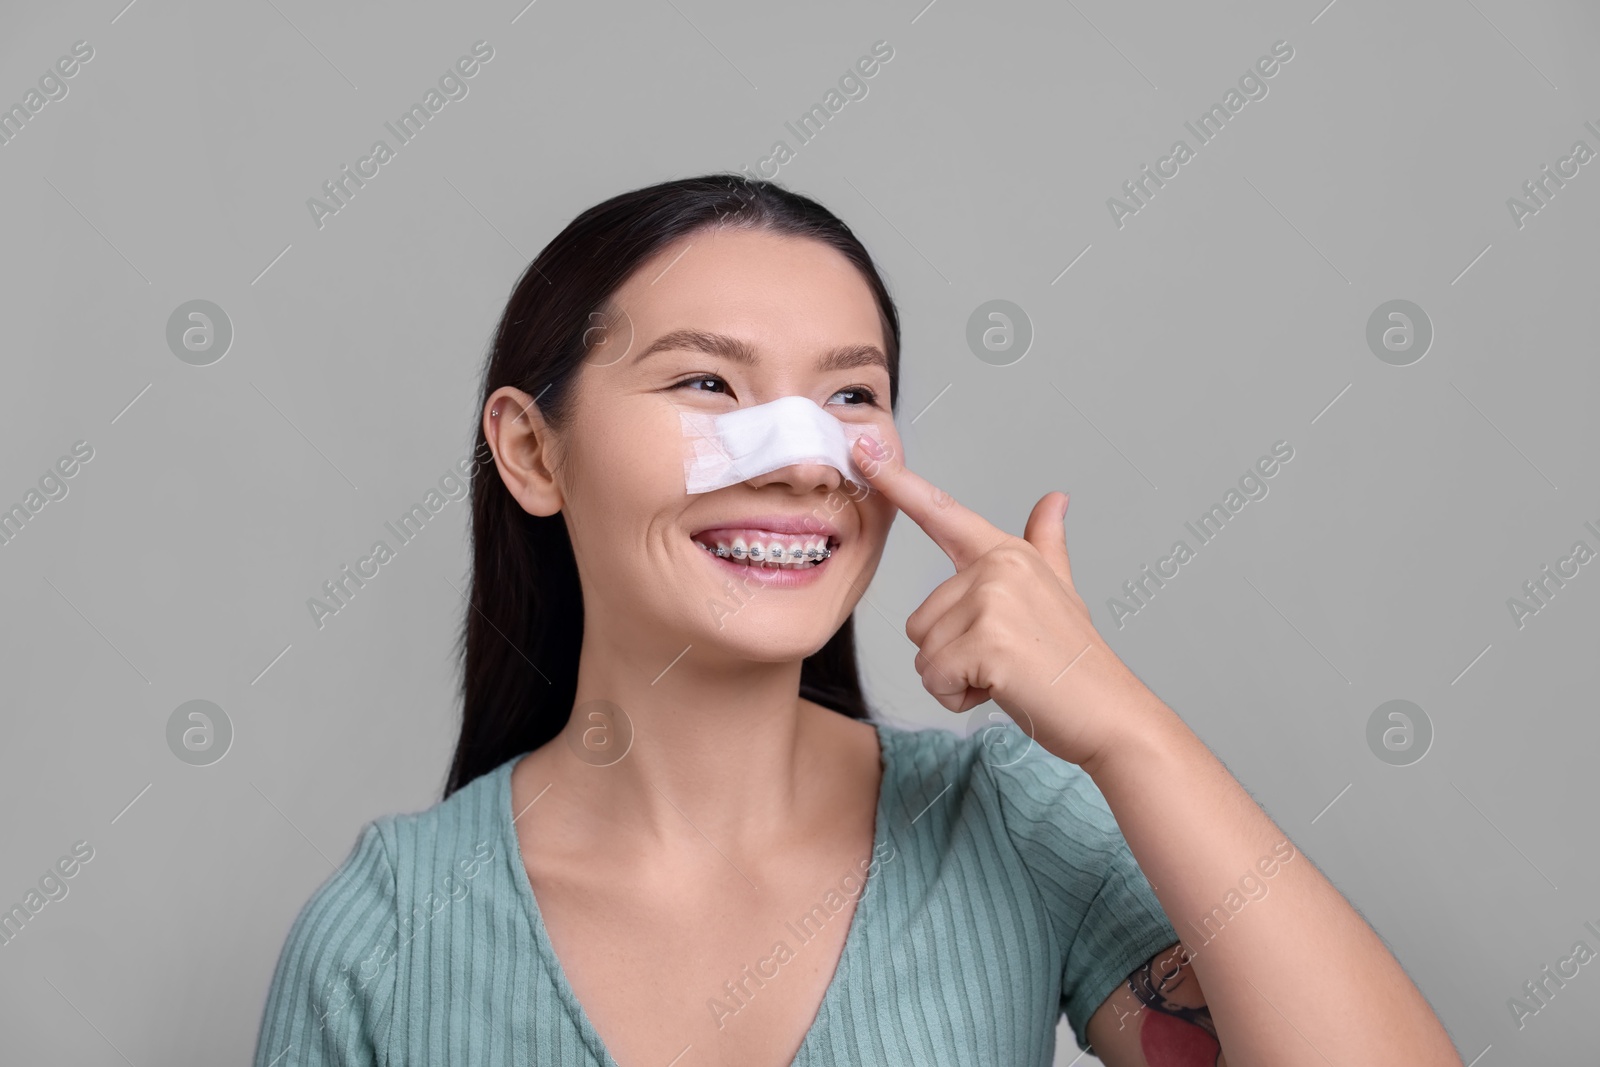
[498,718,897,1067]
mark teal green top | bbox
[253,719,1178,1065]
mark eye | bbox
[673,373,732,396]
[672,375,880,408]
[831,386,880,408]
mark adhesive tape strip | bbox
[679,395,876,494]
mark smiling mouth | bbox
[689,530,839,569]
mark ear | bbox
[484,386,564,517]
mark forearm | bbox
[1075,682,1463,1067]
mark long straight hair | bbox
[443,173,903,798]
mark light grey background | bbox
[1,0,1596,1064]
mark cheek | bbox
[877,418,905,462]
[567,402,688,542]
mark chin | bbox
[697,617,837,663]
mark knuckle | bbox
[973,581,1013,612]
[972,613,1011,645]
[999,540,1035,567]
[979,539,1030,572]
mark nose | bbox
[744,459,846,494]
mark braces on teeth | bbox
[694,538,833,564]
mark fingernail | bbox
[857,434,885,459]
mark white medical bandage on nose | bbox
[679,395,877,494]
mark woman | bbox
[253,174,1462,1066]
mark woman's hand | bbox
[850,433,1162,769]
[849,439,1470,1067]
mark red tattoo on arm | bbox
[1129,949,1222,1067]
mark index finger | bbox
[852,434,1011,571]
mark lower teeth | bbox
[729,555,818,569]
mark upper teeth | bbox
[693,533,832,563]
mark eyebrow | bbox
[632,328,889,376]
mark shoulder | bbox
[874,715,976,789]
[255,817,401,1066]
[277,817,403,972]
[301,758,512,916]
[384,757,514,883]
[894,715,1169,934]
[873,717,1150,948]
[876,714,1110,843]
[254,760,517,1066]
[876,717,1178,1054]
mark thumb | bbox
[1023,491,1074,587]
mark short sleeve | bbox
[253,820,400,1067]
[981,745,1179,1056]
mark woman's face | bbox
[495,225,902,664]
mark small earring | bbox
[491,408,499,417]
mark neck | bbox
[550,625,827,858]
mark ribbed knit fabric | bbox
[253,719,1178,1066]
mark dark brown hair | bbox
[443,173,902,798]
